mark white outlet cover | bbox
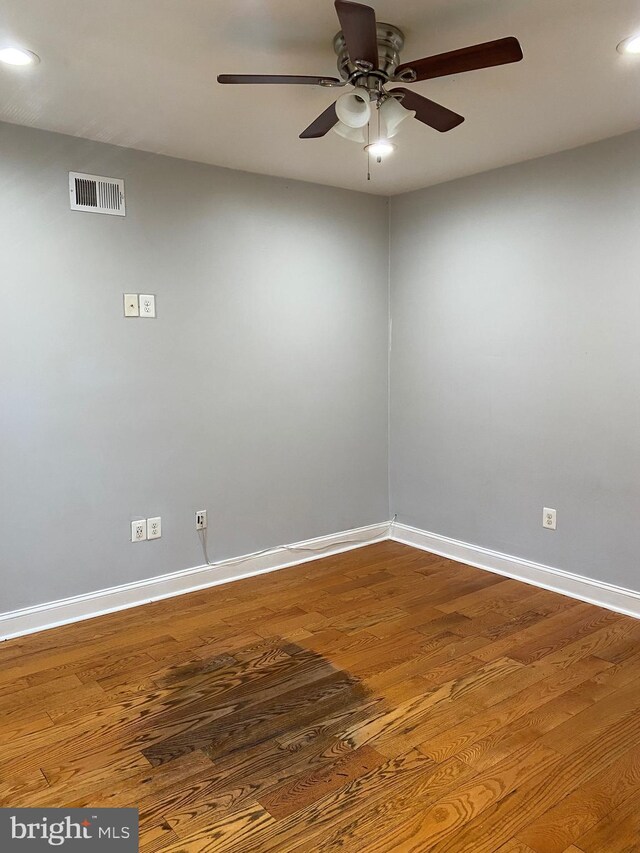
[123,293,139,317]
[196,510,207,530]
[147,516,162,540]
[543,507,557,530]
[131,519,147,542]
[139,294,156,318]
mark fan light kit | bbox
[365,140,395,159]
[218,0,523,179]
[617,35,640,55]
[0,47,40,66]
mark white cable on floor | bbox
[197,514,397,569]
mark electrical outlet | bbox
[543,508,557,530]
[196,510,207,530]
[131,519,147,542]
[123,294,139,317]
[147,517,162,540]
[139,294,156,318]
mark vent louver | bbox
[69,172,125,216]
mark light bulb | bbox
[365,140,396,159]
[617,35,640,54]
[0,47,40,66]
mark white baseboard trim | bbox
[0,521,391,642]
[392,522,640,620]
[6,518,637,642]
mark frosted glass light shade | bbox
[336,91,371,128]
[380,96,415,138]
[333,121,367,143]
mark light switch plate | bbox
[139,294,156,318]
[124,294,139,317]
[147,517,162,540]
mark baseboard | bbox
[392,522,640,620]
[7,518,637,642]
[0,521,391,641]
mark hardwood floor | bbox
[2,540,640,852]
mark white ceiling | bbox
[1,0,639,195]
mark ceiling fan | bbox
[218,0,523,158]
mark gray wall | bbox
[0,121,390,613]
[4,118,639,614]
[390,129,640,589]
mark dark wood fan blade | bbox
[395,37,523,82]
[390,88,464,132]
[334,0,379,68]
[300,102,339,138]
[217,74,342,86]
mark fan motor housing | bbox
[333,23,405,81]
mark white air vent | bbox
[69,172,125,216]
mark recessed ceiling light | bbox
[617,35,640,55]
[0,47,40,66]
[365,140,396,159]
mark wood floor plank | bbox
[302,742,560,853]
[476,609,546,641]
[157,738,354,838]
[422,693,640,852]
[138,822,180,853]
[572,793,640,852]
[507,609,622,665]
[497,842,538,853]
[516,739,640,852]
[2,541,640,852]
[530,618,640,671]
[419,654,610,763]
[302,755,475,853]
[164,801,276,853]
[539,675,640,754]
[45,751,214,811]
[145,669,364,767]
[472,604,596,663]
[438,578,539,618]
[258,744,385,819]
[0,769,49,808]
[202,748,440,853]
[0,673,85,712]
[452,687,593,774]
[338,657,520,756]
